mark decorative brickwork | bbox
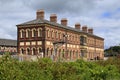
[17,10,104,61]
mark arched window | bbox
[26,29,30,38]
[47,48,49,56]
[32,29,36,37]
[20,48,24,54]
[26,48,30,55]
[20,30,25,38]
[58,32,60,39]
[38,48,42,53]
[77,35,79,41]
[33,30,36,37]
[69,35,71,41]
[47,29,50,37]
[67,34,69,40]
[73,35,74,41]
[38,28,42,37]
[38,48,43,57]
[75,35,77,41]
[59,32,61,39]
[51,30,54,38]
[32,48,36,55]
[51,48,53,56]
[55,31,58,38]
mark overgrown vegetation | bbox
[104,45,120,57]
[0,54,120,80]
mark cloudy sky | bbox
[0,0,120,49]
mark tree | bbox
[104,46,120,57]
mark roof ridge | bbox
[16,19,104,39]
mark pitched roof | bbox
[0,39,17,47]
[17,19,104,40]
[17,19,83,32]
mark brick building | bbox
[0,39,17,54]
[17,10,104,61]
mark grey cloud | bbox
[0,0,15,3]
[0,0,120,48]
[23,0,96,15]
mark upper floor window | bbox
[20,29,25,38]
[80,36,87,45]
[38,28,42,37]
[77,35,79,41]
[47,29,50,37]
[51,30,54,38]
[55,31,58,38]
[32,29,36,37]
[26,29,30,38]
[75,35,77,41]
[59,32,62,39]
[72,35,74,41]
[58,32,60,39]
[67,34,69,40]
[69,35,71,41]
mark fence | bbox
[11,55,42,61]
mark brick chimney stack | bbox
[61,18,68,26]
[36,9,44,19]
[75,23,81,30]
[50,14,57,23]
[82,25,88,32]
[88,28,93,34]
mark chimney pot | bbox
[36,9,44,19]
[88,28,93,34]
[50,14,57,23]
[82,25,88,32]
[61,18,68,26]
[75,23,81,30]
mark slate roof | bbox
[0,39,17,47]
[17,19,104,40]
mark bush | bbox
[0,54,120,80]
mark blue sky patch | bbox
[101,12,112,18]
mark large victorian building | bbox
[17,10,104,61]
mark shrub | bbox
[0,54,120,80]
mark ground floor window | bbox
[20,48,24,54]
[26,48,30,55]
